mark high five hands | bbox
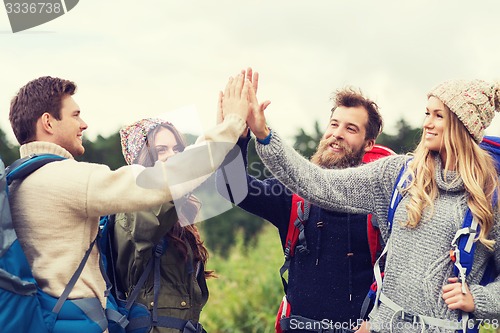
[218,68,271,139]
[218,72,251,125]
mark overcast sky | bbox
[1,0,499,147]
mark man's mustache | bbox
[320,137,350,153]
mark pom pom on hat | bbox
[119,118,172,165]
[428,79,500,143]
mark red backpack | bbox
[362,145,396,265]
[275,144,395,333]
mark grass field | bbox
[200,224,499,333]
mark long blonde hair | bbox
[404,106,498,249]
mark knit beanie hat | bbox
[119,118,172,165]
[428,79,500,143]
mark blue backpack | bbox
[99,215,152,333]
[0,154,109,333]
[373,136,499,333]
[0,154,200,333]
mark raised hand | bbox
[216,91,224,125]
[218,69,246,125]
[221,73,251,123]
[245,67,271,139]
[219,68,270,138]
[247,79,271,140]
[246,67,259,94]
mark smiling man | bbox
[311,96,380,169]
[7,74,250,332]
[223,86,384,333]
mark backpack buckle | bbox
[295,244,309,255]
[183,321,204,333]
[154,244,164,257]
[400,311,419,324]
[467,227,476,234]
[449,249,456,263]
[284,246,291,259]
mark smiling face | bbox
[153,127,181,162]
[423,96,448,159]
[311,106,374,168]
[51,95,88,156]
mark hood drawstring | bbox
[347,213,353,301]
[315,219,324,266]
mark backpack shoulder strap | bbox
[117,237,168,310]
[477,135,499,286]
[366,215,383,266]
[52,237,98,314]
[279,193,310,293]
[450,209,479,295]
[284,194,310,258]
[449,206,496,332]
[445,137,499,332]
[387,159,412,232]
[451,209,496,287]
[450,136,500,285]
[102,230,168,331]
[6,154,66,185]
[98,215,119,298]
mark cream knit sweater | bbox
[9,114,246,308]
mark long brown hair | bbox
[135,122,215,278]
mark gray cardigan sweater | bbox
[256,131,500,333]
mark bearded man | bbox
[222,87,384,333]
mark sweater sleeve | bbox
[233,134,292,228]
[85,114,247,217]
[255,130,406,222]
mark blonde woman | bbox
[242,79,500,333]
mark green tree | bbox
[376,119,421,153]
[201,208,264,257]
[77,133,125,169]
[292,121,323,158]
[0,127,19,166]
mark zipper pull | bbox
[315,221,324,266]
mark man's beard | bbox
[310,137,365,169]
